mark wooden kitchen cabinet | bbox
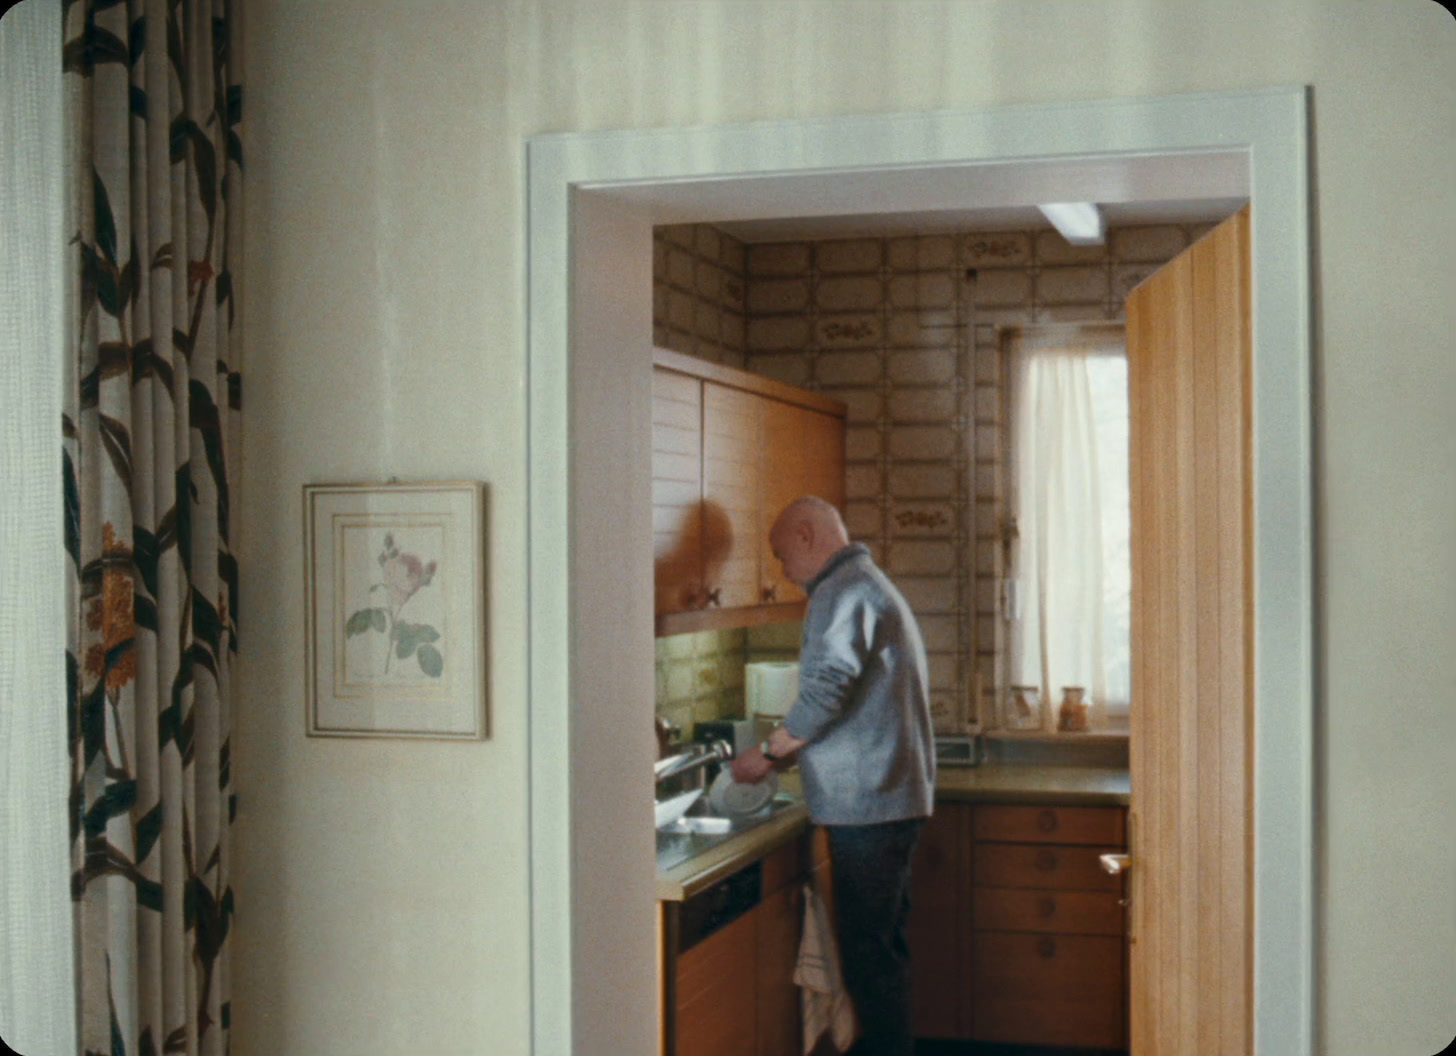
[755,882,803,1056]
[702,381,765,612]
[907,802,1129,1051]
[907,803,971,1038]
[653,364,707,616]
[671,835,819,1056]
[759,394,845,608]
[653,348,845,636]
[676,908,760,1056]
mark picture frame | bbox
[303,481,487,739]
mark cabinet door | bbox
[653,368,704,614]
[677,911,758,1056]
[702,381,764,611]
[760,398,847,605]
[907,804,970,1039]
[755,884,803,1056]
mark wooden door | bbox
[1125,206,1252,1056]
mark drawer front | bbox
[971,931,1125,1049]
[973,887,1125,936]
[973,804,1125,846]
[972,841,1125,893]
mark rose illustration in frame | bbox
[304,482,487,739]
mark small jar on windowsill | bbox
[1057,686,1091,732]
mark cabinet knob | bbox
[704,587,722,608]
[1037,896,1057,918]
[1035,849,1058,872]
[1037,809,1059,833]
[761,584,777,603]
[1037,936,1057,958]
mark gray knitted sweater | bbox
[783,544,936,825]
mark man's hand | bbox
[732,725,807,784]
[732,745,778,784]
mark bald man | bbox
[734,496,935,1056]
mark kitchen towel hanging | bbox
[794,881,856,1054]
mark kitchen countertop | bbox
[934,762,1130,806]
[656,800,811,901]
[657,763,1129,901]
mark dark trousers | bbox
[825,817,926,1056]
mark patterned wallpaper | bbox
[652,218,1219,735]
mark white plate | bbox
[708,769,778,817]
[655,788,704,829]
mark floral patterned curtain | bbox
[62,2,241,1053]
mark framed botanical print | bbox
[303,481,487,739]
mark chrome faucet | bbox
[653,737,733,786]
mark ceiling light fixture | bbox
[1038,201,1105,246]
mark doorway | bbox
[526,90,1313,1056]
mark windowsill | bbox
[985,728,1129,744]
[980,725,1129,770]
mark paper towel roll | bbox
[746,661,800,719]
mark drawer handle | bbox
[1035,849,1058,872]
[1037,809,1059,833]
[1037,936,1057,958]
[1038,896,1057,918]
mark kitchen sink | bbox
[664,814,734,836]
[655,792,801,873]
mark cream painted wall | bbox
[239,3,1455,1055]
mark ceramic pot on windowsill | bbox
[1004,685,1045,732]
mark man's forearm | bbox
[765,724,807,762]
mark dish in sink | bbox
[654,788,704,828]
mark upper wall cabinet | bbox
[653,348,846,636]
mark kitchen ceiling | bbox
[710,196,1249,243]
[609,148,1251,242]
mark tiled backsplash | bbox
[654,622,803,741]
[653,217,1214,734]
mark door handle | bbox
[1101,852,1133,910]
[1099,853,1131,875]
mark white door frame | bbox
[526,87,1312,1056]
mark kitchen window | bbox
[1004,326,1130,730]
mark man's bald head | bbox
[769,496,851,588]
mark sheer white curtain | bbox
[1007,327,1129,731]
[0,1,76,1053]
